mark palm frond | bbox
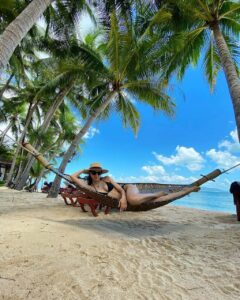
[116,92,140,135]
[106,11,120,79]
[124,80,175,115]
[220,16,240,36]
[0,0,14,11]
[33,72,75,101]
[162,28,206,80]
[223,34,240,74]
[219,2,240,19]
[203,33,221,92]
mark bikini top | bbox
[92,181,114,195]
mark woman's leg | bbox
[126,185,199,205]
[152,186,200,203]
[125,184,168,205]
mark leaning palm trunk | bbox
[0,0,54,70]
[6,101,38,185]
[15,85,73,190]
[12,148,25,186]
[48,92,116,197]
[212,22,240,141]
[33,147,60,191]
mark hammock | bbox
[61,170,221,211]
[22,143,224,212]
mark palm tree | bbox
[0,0,93,70]
[47,12,175,197]
[4,80,53,186]
[13,28,107,190]
[0,90,29,146]
[0,0,55,70]
[26,106,79,191]
[13,65,85,190]
[156,0,240,139]
[25,100,80,191]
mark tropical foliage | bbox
[154,0,240,136]
[0,0,239,193]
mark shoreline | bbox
[0,188,239,299]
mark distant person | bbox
[41,181,52,193]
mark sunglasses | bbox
[90,171,102,175]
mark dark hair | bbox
[87,174,102,185]
[87,175,92,185]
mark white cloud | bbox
[206,148,240,170]
[83,127,100,139]
[116,173,197,185]
[205,128,240,171]
[159,174,197,184]
[141,163,197,184]
[142,165,166,175]
[116,162,196,184]
[218,129,240,153]
[153,146,205,171]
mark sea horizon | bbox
[172,189,236,214]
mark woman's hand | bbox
[71,169,85,178]
[118,197,127,212]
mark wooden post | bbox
[191,169,222,186]
[23,143,52,169]
[233,193,240,221]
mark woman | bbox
[70,163,200,211]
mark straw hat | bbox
[83,162,108,174]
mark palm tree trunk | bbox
[12,149,25,186]
[0,0,54,70]
[0,73,14,99]
[39,84,73,133]
[6,101,37,185]
[14,85,73,190]
[212,22,240,140]
[48,92,116,198]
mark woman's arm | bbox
[103,176,127,211]
[71,169,86,178]
[70,170,94,190]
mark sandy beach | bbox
[0,188,239,300]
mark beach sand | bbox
[0,188,239,300]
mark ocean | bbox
[172,189,236,214]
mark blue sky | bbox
[54,61,240,191]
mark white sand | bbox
[0,188,239,300]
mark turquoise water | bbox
[172,189,236,214]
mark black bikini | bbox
[106,182,114,192]
[93,181,114,195]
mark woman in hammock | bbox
[70,163,199,211]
